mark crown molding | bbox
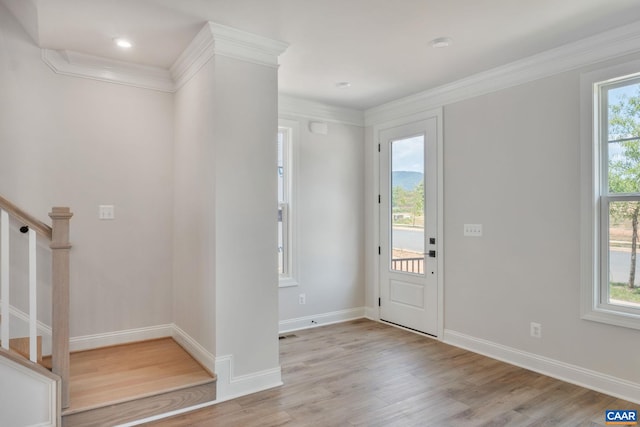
[365,19,640,126]
[171,22,289,89]
[170,23,217,90]
[279,94,365,127]
[41,49,174,92]
[40,21,288,92]
[207,21,289,68]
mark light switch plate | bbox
[464,223,482,237]
[99,205,115,220]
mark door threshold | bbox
[379,319,438,339]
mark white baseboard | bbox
[279,307,365,333]
[364,306,378,321]
[171,325,215,373]
[69,324,173,352]
[172,325,282,401]
[444,329,640,405]
[70,323,282,404]
[214,355,282,403]
[119,330,282,426]
[1,303,54,355]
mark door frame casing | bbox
[370,108,444,339]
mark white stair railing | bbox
[0,196,72,408]
[28,228,37,363]
[0,210,41,363]
[0,209,9,352]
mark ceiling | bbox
[3,0,640,110]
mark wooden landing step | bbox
[50,337,216,427]
[0,336,42,363]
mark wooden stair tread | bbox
[61,337,216,416]
[0,316,44,363]
[0,336,43,363]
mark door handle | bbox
[428,250,436,258]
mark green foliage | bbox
[608,84,640,289]
[392,183,424,226]
[609,86,640,196]
[410,182,424,226]
[610,282,640,304]
[609,86,640,220]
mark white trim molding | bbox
[41,21,288,93]
[0,302,52,337]
[41,49,174,92]
[0,354,59,427]
[365,20,640,126]
[68,323,282,404]
[69,324,173,352]
[580,59,640,331]
[214,355,282,403]
[279,307,365,333]
[172,22,288,90]
[364,306,378,321]
[444,329,640,405]
[371,108,445,340]
[279,95,365,127]
[171,325,215,373]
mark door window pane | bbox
[390,135,425,274]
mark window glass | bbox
[603,79,640,311]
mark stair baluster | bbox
[0,196,72,411]
[0,209,9,351]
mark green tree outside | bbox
[609,85,640,289]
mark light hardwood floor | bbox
[149,319,639,427]
[52,337,215,415]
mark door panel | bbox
[379,118,438,336]
[390,280,425,308]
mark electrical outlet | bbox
[299,294,306,305]
[530,322,542,338]
[464,224,482,237]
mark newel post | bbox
[49,207,73,409]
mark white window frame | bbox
[581,59,640,330]
[278,119,299,287]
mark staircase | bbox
[0,195,217,426]
[1,336,43,362]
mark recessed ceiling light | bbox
[336,81,352,89]
[114,38,133,49]
[430,37,452,48]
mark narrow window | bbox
[277,122,298,287]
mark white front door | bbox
[379,118,439,336]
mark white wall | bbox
[364,54,640,399]
[212,55,280,378]
[174,50,281,385]
[442,65,640,384]
[0,4,175,338]
[172,57,217,357]
[278,116,365,326]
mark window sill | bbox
[582,305,640,331]
[278,277,299,288]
